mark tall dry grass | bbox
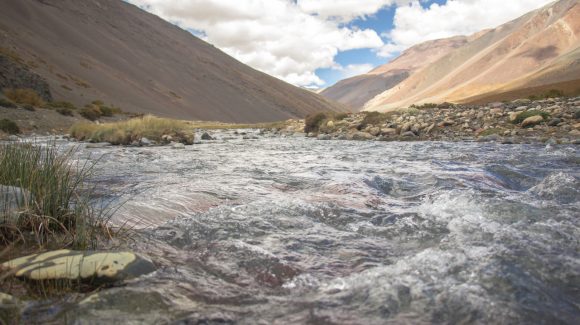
[70,115,195,145]
[3,88,45,107]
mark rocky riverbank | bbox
[271,96,580,144]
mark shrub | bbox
[57,107,74,116]
[70,115,195,145]
[46,101,76,110]
[304,112,328,134]
[79,106,102,121]
[3,88,45,107]
[410,103,437,110]
[334,112,349,121]
[91,100,104,106]
[98,105,113,117]
[23,104,35,111]
[528,89,565,101]
[511,110,550,124]
[0,119,20,134]
[0,98,17,109]
[357,111,392,130]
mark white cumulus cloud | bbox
[378,0,555,57]
[126,0,386,87]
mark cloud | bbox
[126,0,385,87]
[335,63,375,79]
[378,0,554,57]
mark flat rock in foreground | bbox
[1,250,156,283]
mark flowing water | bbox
[31,133,580,323]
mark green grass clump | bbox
[0,142,112,249]
[410,103,437,110]
[479,128,503,137]
[3,89,45,107]
[0,119,20,135]
[0,98,17,109]
[70,115,195,145]
[511,110,550,125]
[528,89,564,101]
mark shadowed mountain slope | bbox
[0,0,345,122]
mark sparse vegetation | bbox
[304,112,329,134]
[357,111,397,130]
[46,101,76,110]
[528,89,565,101]
[0,98,17,109]
[3,88,45,107]
[479,128,503,137]
[0,119,20,135]
[410,103,438,109]
[79,105,102,121]
[511,110,550,124]
[70,115,195,145]
[0,47,24,65]
[56,107,74,116]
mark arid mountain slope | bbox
[320,36,468,110]
[363,0,580,111]
[0,0,345,122]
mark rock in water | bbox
[171,142,185,149]
[1,250,156,283]
[201,132,214,140]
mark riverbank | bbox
[270,96,580,144]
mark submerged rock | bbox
[201,132,214,140]
[171,142,185,149]
[1,250,156,283]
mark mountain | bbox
[320,36,469,110]
[322,0,580,112]
[0,0,345,123]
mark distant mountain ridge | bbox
[322,0,580,111]
[0,0,345,122]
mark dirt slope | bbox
[0,0,345,122]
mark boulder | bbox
[140,137,152,146]
[1,250,156,283]
[380,128,397,136]
[317,134,332,140]
[547,118,561,127]
[171,143,185,149]
[326,120,335,129]
[521,115,544,128]
[368,127,381,136]
[351,131,374,141]
[200,132,214,140]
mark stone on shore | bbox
[1,250,156,283]
[201,132,214,140]
[521,115,544,128]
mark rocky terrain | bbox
[272,96,580,144]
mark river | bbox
[31,132,580,324]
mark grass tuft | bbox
[0,119,20,135]
[3,89,45,107]
[70,115,195,145]
[0,142,113,250]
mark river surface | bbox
[33,132,580,324]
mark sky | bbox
[126,0,554,88]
